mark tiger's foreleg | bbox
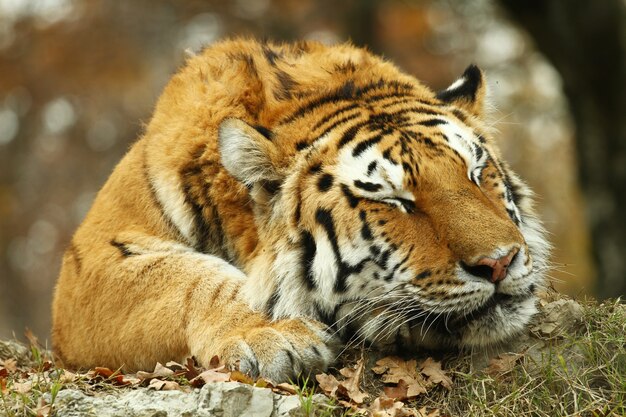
[53,233,335,381]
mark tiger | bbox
[51,38,549,382]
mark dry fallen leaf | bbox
[486,353,524,376]
[335,399,369,416]
[254,377,275,389]
[273,382,297,394]
[36,397,51,417]
[369,396,420,417]
[190,367,231,387]
[148,378,180,391]
[208,355,221,369]
[417,407,441,417]
[420,358,453,390]
[383,379,410,401]
[91,367,115,378]
[230,370,254,385]
[122,375,142,385]
[0,358,17,374]
[165,360,185,371]
[316,372,341,397]
[184,357,200,380]
[373,357,420,384]
[316,359,369,404]
[136,362,175,381]
[59,369,78,383]
[373,357,427,399]
[370,396,404,417]
[89,367,133,386]
[337,358,369,404]
[13,381,32,394]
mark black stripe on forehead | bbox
[382,147,398,165]
[331,107,449,153]
[312,103,360,130]
[418,118,447,127]
[337,121,369,148]
[352,134,383,157]
[381,105,446,119]
[280,79,415,125]
[367,161,378,176]
[354,180,383,192]
[316,113,362,142]
[379,96,445,111]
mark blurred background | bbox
[0,0,624,344]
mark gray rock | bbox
[273,395,304,417]
[49,382,328,417]
[530,299,585,336]
[0,340,33,366]
[199,382,274,417]
[49,388,198,417]
[273,394,329,417]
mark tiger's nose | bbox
[462,248,518,283]
[476,249,518,283]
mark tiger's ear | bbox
[218,118,281,187]
[436,65,486,118]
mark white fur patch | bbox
[437,118,486,182]
[269,247,311,318]
[312,232,340,298]
[150,169,197,245]
[445,76,467,93]
[190,252,248,280]
[218,119,277,186]
[335,145,412,203]
[460,296,538,347]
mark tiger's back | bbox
[52,39,548,380]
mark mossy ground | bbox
[415,298,625,417]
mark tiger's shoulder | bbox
[128,39,438,256]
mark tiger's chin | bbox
[406,294,539,350]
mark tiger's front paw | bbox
[213,318,336,382]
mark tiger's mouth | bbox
[450,292,515,326]
[410,292,533,337]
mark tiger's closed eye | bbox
[381,197,416,214]
[396,198,416,213]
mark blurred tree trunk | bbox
[498,0,626,298]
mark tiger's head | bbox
[218,62,549,351]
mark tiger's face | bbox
[219,65,549,351]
